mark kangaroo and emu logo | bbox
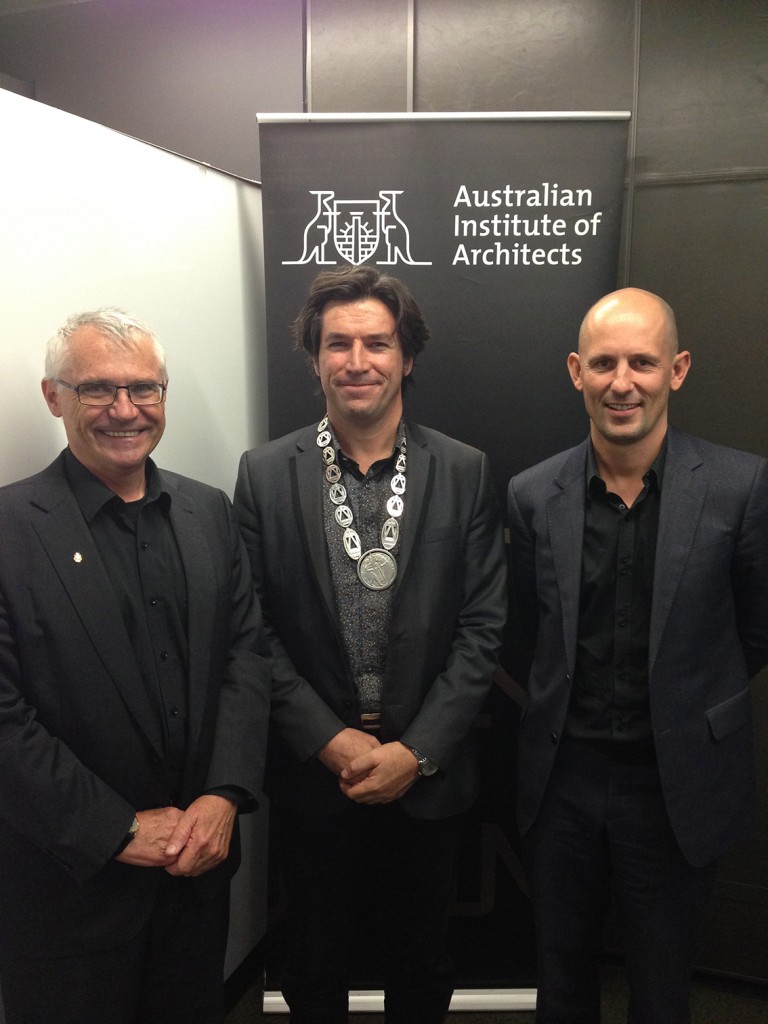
[284,190,431,266]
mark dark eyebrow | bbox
[323,331,394,343]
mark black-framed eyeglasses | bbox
[56,379,167,407]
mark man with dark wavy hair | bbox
[235,265,506,1024]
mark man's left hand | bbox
[339,741,419,804]
[163,794,237,877]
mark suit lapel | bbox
[293,427,339,624]
[30,468,164,757]
[650,430,706,670]
[548,442,588,675]
[166,483,217,751]
[394,422,432,597]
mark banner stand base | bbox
[262,988,537,1013]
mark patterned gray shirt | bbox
[322,422,407,719]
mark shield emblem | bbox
[332,200,381,264]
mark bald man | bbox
[505,289,768,1023]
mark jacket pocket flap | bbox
[706,688,750,741]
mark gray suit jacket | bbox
[506,428,768,865]
[0,451,271,957]
[234,420,507,820]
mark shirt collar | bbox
[586,436,667,499]
[334,420,407,478]
[63,447,170,523]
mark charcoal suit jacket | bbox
[0,451,271,959]
[506,428,768,866]
[234,420,507,820]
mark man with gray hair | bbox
[0,310,271,1024]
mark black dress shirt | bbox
[64,449,247,814]
[64,449,189,796]
[565,443,666,751]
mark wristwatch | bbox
[404,744,438,777]
[114,815,139,857]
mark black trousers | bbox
[273,800,466,1024]
[0,871,230,1024]
[523,739,717,1024]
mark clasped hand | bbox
[115,794,237,877]
[318,728,418,804]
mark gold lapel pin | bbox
[73,552,83,563]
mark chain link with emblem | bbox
[317,416,405,590]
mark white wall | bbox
[0,88,268,493]
[0,88,270,1013]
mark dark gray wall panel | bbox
[629,181,768,458]
[415,0,635,111]
[0,0,303,179]
[636,0,768,175]
[309,0,409,111]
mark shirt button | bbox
[141,542,149,551]
[169,707,179,718]
[150,598,158,607]
[160,650,169,661]
[550,732,559,745]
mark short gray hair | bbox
[44,309,168,382]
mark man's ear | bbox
[566,352,583,391]
[41,378,63,418]
[670,350,691,392]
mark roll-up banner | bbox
[259,112,629,502]
[258,112,630,1007]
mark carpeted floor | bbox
[226,962,768,1022]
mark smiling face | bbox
[567,289,690,458]
[313,297,412,436]
[41,325,167,498]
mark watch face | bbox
[405,743,438,777]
